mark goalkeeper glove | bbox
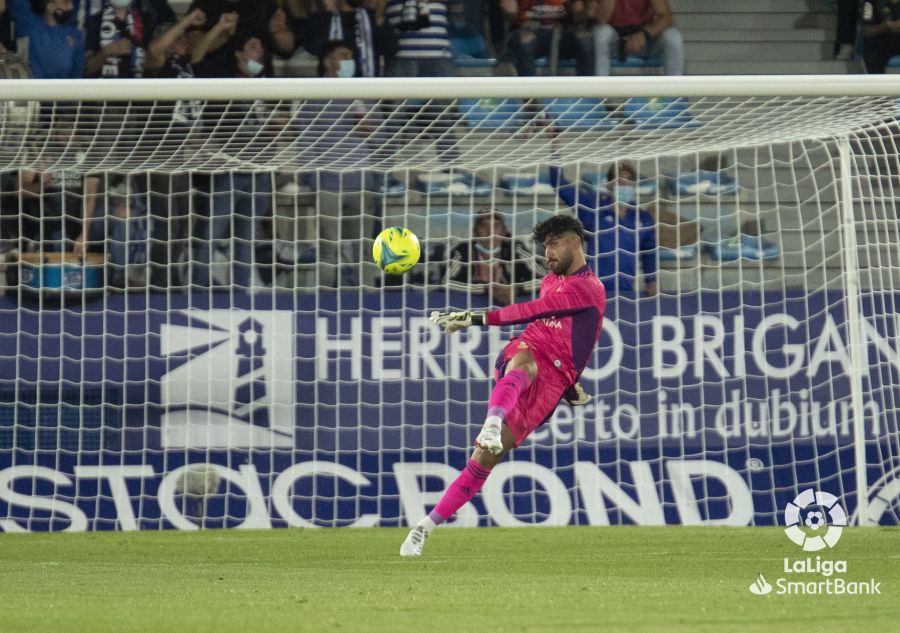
[565,382,592,406]
[429,310,486,333]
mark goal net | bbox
[0,76,898,531]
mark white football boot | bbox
[400,525,428,557]
[475,416,504,456]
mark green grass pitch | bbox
[0,527,897,633]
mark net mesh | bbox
[1,95,899,171]
[0,88,898,530]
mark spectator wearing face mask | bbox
[316,37,356,76]
[184,0,293,77]
[234,31,265,76]
[443,209,545,306]
[12,0,84,78]
[84,0,152,78]
[304,0,398,76]
[550,159,657,297]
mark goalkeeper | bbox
[401,214,606,556]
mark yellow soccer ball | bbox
[372,227,421,275]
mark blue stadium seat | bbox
[413,171,493,196]
[449,28,497,69]
[534,57,577,69]
[658,244,698,262]
[580,173,657,200]
[536,55,660,72]
[458,98,525,129]
[540,98,617,130]
[393,208,473,241]
[378,174,407,197]
[611,54,662,69]
[621,97,699,130]
[452,56,498,69]
[889,55,900,68]
[706,234,780,262]
[498,171,555,195]
[663,170,739,197]
[449,32,487,58]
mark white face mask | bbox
[109,0,131,8]
[474,241,501,256]
[614,184,636,204]
[337,58,356,78]
[244,58,264,76]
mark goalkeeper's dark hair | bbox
[532,215,587,245]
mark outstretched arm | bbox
[548,164,613,236]
[431,286,594,332]
[549,164,578,210]
[485,287,593,326]
[549,165,601,232]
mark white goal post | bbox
[0,75,898,531]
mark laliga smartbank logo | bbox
[784,489,846,551]
[749,573,773,595]
[747,489,882,596]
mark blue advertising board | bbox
[0,290,898,531]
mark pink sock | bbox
[486,368,532,420]
[428,459,492,524]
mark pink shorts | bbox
[494,338,571,446]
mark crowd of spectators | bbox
[0,0,685,80]
[0,0,892,84]
[0,1,887,297]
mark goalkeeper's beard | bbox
[547,252,573,276]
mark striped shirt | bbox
[386,0,450,59]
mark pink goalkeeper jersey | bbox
[485,265,606,384]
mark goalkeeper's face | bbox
[543,232,580,276]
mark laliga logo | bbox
[784,489,847,552]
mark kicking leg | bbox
[400,425,516,557]
[476,349,537,455]
[401,351,536,557]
